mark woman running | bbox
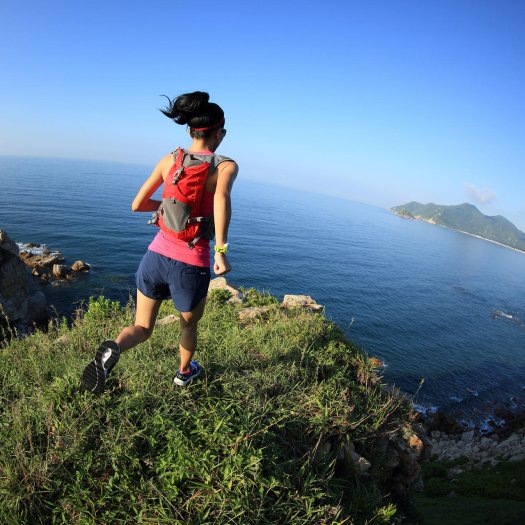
[82,91,238,392]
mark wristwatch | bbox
[214,243,229,253]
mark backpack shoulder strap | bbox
[172,149,234,171]
[208,154,234,173]
[171,147,181,164]
[213,154,234,165]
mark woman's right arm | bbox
[131,155,170,212]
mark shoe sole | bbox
[81,340,120,393]
[173,367,201,386]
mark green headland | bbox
[391,202,525,253]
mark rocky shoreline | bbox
[427,427,525,466]
[18,242,90,283]
[417,404,525,471]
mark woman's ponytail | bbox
[160,91,224,137]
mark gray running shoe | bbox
[81,340,121,393]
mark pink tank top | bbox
[149,149,217,267]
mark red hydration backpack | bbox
[149,148,232,249]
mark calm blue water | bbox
[1,156,524,421]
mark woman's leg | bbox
[82,290,162,392]
[116,289,162,352]
[178,297,207,371]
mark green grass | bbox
[417,459,525,524]
[0,291,413,524]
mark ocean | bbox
[1,155,524,426]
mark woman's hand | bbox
[213,252,231,275]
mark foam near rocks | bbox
[17,242,61,258]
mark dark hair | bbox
[160,91,225,139]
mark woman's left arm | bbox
[131,156,169,212]
[213,161,239,275]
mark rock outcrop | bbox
[281,294,323,312]
[17,243,90,284]
[0,229,30,322]
[71,260,90,272]
[208,279,326,317]
[20,251,65,268]
[319,425,427,509]
[237,305,274,321]
[52,264,72,279]
[0,229,47,325]
[208,277,245,303]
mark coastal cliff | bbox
[0,281,427,523]
[1,277,524,522]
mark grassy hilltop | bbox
[0,288,418,525]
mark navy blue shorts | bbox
[136,250,211,312]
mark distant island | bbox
[391,202,525,253]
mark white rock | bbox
[71,260,90,272]
[52,264,70,278]
[281,294,323,312]
[237,306,273,321]
[208,277,245,304]
[156,314,180,326]
[350,451,371,474]
[480,437,494,450]
[461,430,475,442]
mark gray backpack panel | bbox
[172,148,234,174]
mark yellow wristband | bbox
[214,243,229,253]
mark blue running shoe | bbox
[81,340,121,393]
[174,361,201,386]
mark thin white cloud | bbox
[464,183,497,204]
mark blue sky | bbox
[1,0,524,229]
